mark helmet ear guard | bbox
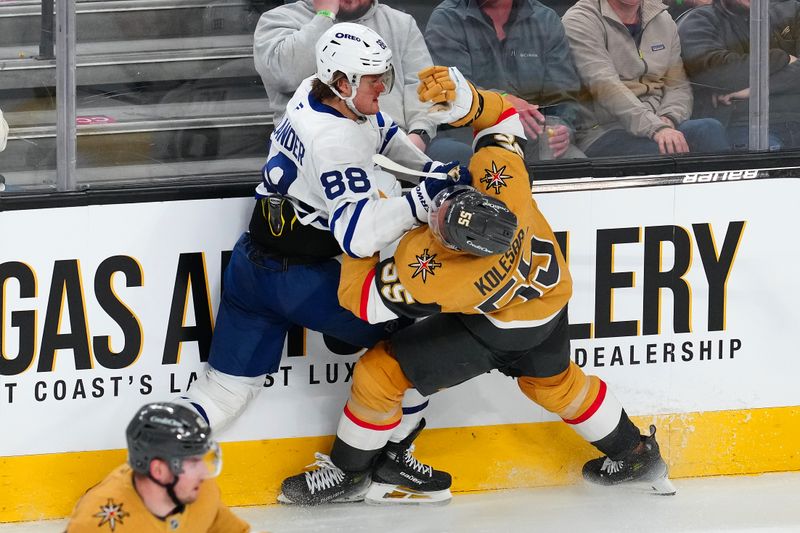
[429,186,518,257]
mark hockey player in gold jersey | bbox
[66,403,252,532]
[279,66,676,505]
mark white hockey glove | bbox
[404,161,472,224]
[417,66,475,126]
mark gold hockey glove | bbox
[417,66,506,130]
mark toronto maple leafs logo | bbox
[408,248,442,283]
[94,498,130,531]
[481,161,513,194]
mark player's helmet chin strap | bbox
[147,470,186,515]
[329,81,367,122]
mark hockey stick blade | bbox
[372,154,449,180]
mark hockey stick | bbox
[372,154,450,180]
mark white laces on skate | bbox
[303,452,345,494]
[600,457,624,474]
[403,444,433,476]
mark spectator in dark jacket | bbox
[664,0,711,20]
[424,0,586,164]
[678,0,800,150]
[563,0,729,157]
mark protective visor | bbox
[200,441,222,478]
[356,66,394,96]
[377,65,395,95]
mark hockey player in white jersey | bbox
[262,27,446,257]
[178,23,467,505]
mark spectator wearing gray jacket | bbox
[253,0,436,152]
[562,0,728,157]
[425,0,586,165]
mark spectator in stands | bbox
[253,0,436,152]
[562,0,729,157]
[678,0,800,151]
[66,402,253,533]
[424,0,586,165]
[664,0,712,21]
[0,108,7,152]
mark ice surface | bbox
[2,472,799,532]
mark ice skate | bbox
[278,452,371,505]
[365,418,453,505]
[582,424,676,495]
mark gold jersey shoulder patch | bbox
[480,161,514,194]
[407,248,443,283]
[93,498,130,532]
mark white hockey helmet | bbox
[315,23,395,98]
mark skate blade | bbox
[648,475,677,496]
[276,492,294,505]
[276,491,366,505]
[583,474,677,496]
[364,482,452,506]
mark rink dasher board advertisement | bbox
[1,174,798,458]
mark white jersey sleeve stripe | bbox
[341,198,369,258]
[329,203,349,238]
[379,123,399,154]
[330,195,417,259]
